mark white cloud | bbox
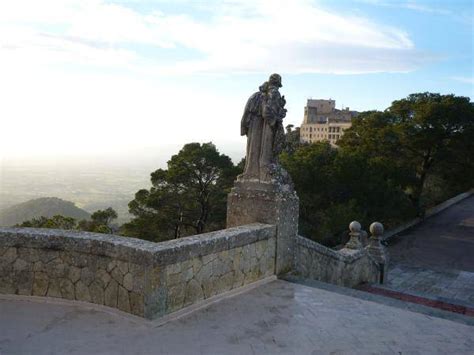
[0,0,427,75]
[451,76,474,84]
[402,2,450,15]
[357,0,466,21]
[0,0,434,161]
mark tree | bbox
[18,208,118,233]
[77,207,118,233]
[390,93,474,211]
[91,207,118,227]
[280,142,340,243]
[122,143,239,242]
[18,215,77,230]
[280,141,415,246]
[283,124,304,154]
[339,93,474,214]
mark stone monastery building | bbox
[300,99,357,146]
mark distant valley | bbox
[0,163,152,225]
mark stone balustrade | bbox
[0,224,276,319]
[294,235,379,287]
[294,221,388,287]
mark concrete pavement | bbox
[388,195,474,271]
[385,195,474,307]
[1,280,473,354]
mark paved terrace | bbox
[384,195,474,307]
[1,279,473,354]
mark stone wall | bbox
[294,235,379,287]
[0,224,276,319]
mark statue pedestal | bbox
[227,179,299,275]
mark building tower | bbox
[300,99,357,146]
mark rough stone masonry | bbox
[0,224,276,319]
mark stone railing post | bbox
[345,221,362,249]
[368,222,389,283]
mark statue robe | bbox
[240,85,286,182]
[241,91,265,180]
[259,86,285,180]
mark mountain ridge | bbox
[0,197,90,227]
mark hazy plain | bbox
[1,159,158,225]
[0,144,245,225]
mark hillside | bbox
[0,197,90,227]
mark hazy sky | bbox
[0,0,472,165]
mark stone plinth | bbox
[227,180,299,275]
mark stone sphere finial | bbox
[349,221,361,233]
[370,222,384,236]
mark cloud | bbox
[451,76,474,84]
[402,2,450,15]
[358,0,469,23]
[0,0,430,75]
[355,0,441,12]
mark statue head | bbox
[259,81,269,92]
[268,73,282,88]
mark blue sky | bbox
[0,0,472,164]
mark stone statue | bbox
[228,74,298,274]
[240,73,287,183]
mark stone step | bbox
[358,284,474,317]
[385,264,474,306]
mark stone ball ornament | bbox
[370,222,384,236]
[349,221,361,233]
